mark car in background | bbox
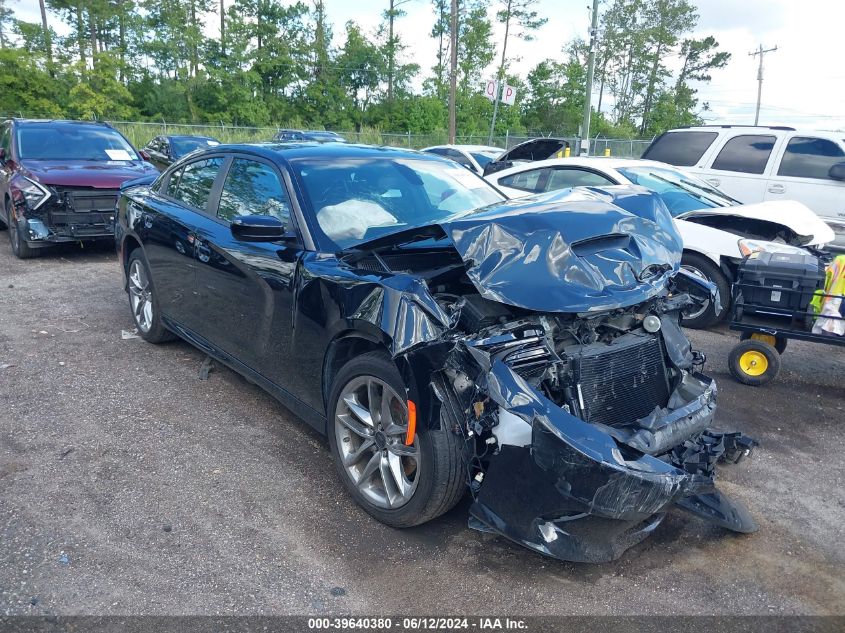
[115,142,755,563]
[642,125,845,249]
[274,129,347,143]
[486,157,834,328]
[143,135,220,170]
[420,145,503,175]
[0,119,159,259]
[481,137,571,176]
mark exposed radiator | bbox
[573,335,670,428]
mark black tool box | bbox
[735,251,825,317]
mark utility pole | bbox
[448,0,458,144]
[749,44,777,125]
[488,0,512,145]
[580,0,600,155]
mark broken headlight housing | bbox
[738,238,807,258]
[15,176,51,211]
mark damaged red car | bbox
[115,143,757,562]
[0,119,158,258]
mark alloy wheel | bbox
[128,259,154,333]
[334,376,420,509]
[680,264,711,320]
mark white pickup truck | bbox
[642,126,845,249]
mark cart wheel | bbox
[740,331,788,354]
[729,340,781,386]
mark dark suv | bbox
[0,119,158,258]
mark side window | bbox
[164,167,183,197]
[711,134,776,174]
[424,148,449,156]
[778,137,845,179]
[642,131,717,166]
[499,168,548,193]
[547,168,614,191]
[217,158,291,225]
[169,157,224,210]
[445,149,473,168]
[0,124,11,156]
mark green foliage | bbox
[0,0,730,143]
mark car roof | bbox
[167,134,218,140]
[192,142,431,163]
[488,156,675,174]
[668,125,842,135]
[11,118,116,128]
[423,144,503,153]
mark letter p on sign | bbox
[501,84,517,106]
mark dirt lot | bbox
[0,241,843,617]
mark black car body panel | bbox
[116,143,756,563]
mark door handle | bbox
[768,183,786,194]
[706,178,720,187]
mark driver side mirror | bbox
[230,215,293,243]
[829,161,845,181]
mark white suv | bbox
[642,126,845,248]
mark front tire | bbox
[327,351,465,528]
[681,252,730,329]
[7,201,38,259]
[127,250,175,343]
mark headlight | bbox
[16,176,51,211]
[737,238,808,258]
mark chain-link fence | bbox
[3,116,651,158]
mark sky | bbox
[13,0,845,131]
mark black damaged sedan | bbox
[116,143,757,562]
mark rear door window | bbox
[777,136,845,179]
[217,158,291,226]
[642,131,717,166]
[711,134,776,174]
[547,168,615,190]
[169,157,224,210]
[499,168,549,193]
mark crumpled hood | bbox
[22,159,159,188]
[678,199,835,246]
[441,186,683,312]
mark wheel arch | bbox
[321,331,434,430]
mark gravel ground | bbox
[0,240,843,616]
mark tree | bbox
[522,56,585,134]
[638,0,697,134]
[336,21,384,129]
[0,1,14,48]
[382,0,411,104]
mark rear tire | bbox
[327,351,465,528]
[126,250,175,344]
[681,252,730,329]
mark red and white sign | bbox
[483,80,498,102]
[501,84,517,106]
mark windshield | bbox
[17,123,139,161]
[293,157,504,249]
[171,137,220,158]
[616,165,737,216]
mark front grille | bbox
[52,187,118,217]
[49,187,118,233]
[574,336,669,428]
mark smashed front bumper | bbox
[460,360,757,563]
